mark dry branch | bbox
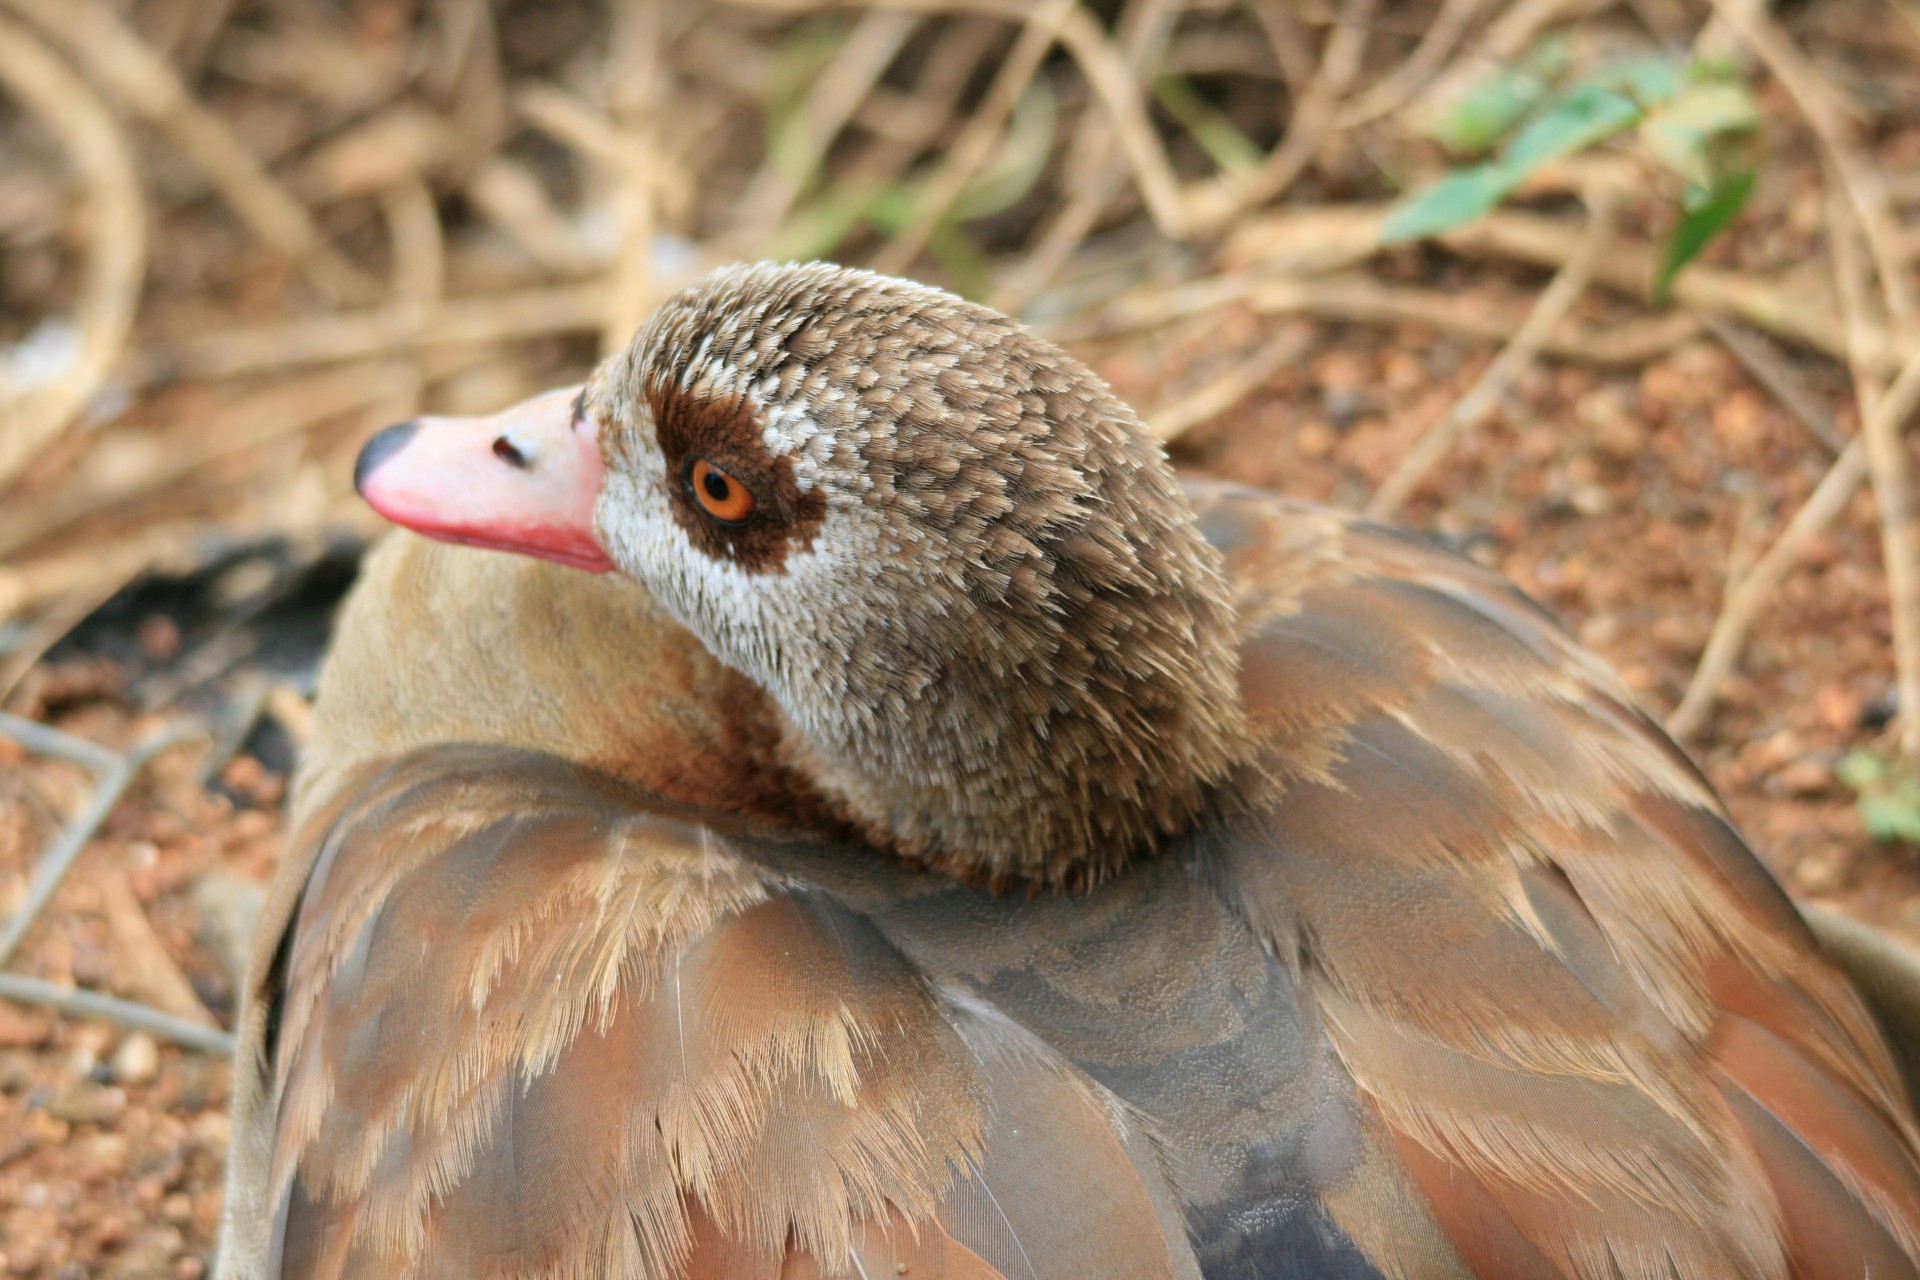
[0,974,233,1055]
[515,81,666,353]
[1832,184,1920,760]
[0,361,423,562]
[467,159,603,276]
[1335,0,1491,127]
[988,0,1177,315]
[1367,193,1617,518]
[1143,326,1315,441]
[1668,352,1920,742]
[1421,0,1614,114]
[737,0,1189,237]
[871,0,1075,274]
[1708,0,1916,328]
[1704,316,1845,455]
[1184,0,1375,234]
[0,16,145,488]
[135,285,608,384]
[729,10,918,247]
[1440,210,1851,361]
[4,0,375,302]
[0,715,202,968]
[1213,202,1852,363]
[597,2,669,355]
[94,862,221,1030]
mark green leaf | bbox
[925,222,991,300]
[1432,68,1549,154]
[954,78,1059,219]
[1153,74,1263,173]
[1652,168,1755,302]
[1641,82,1760,189]
[765,177,893,261]
[1595,54,1682,108]
[764,102,818,182]
[864,183,920,235]
[1387,81,1642,243]
[763,17,862,183]
[1493,82,1643,183]
[1840,746,1920,845]
[1381,165,1510,242]
[1687,52,1745,85]
[1838,747,1889,791]
[1861,792,1920,844]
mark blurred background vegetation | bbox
[4,0,1920,1271]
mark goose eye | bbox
[689,458,757,524]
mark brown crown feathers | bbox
[588,262,1251,887]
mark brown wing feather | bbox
[1187,481,1920,1279]
[251,746,1196,1279]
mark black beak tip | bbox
[355,421,419,497]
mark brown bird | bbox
[220,262,1920,1280]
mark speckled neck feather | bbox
[587,262,1251,887]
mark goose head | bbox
[356,262,1249,886]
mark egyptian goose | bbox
[219,262,1920,1279]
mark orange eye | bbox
[689,458,757,524]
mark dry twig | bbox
[466,158,604,277]
[1708,0,1916,328]
[0,16,145,488]
[1668,351,1920,741]
[1368,194,1618,518]
[1141,325,1315,441]
[516,82,667,354]
[94,861,222,1030]
[1335,0,1490,127]
[1420,0,1612,115]
[5,0,375,301]
[740,0,1189,237]
[1052,263,1700,368]
[0,974,233,1056]
[1440,209,1850,361]
[135,284,607,383]
[1185,0,1375,234]
[0,714,203,970]
[1832,188,1920,758]
[0,361,422,562]
[597,2,670,355]
[871,0,1076,274]
[989,0,1177,315]
[729,10,918,246]
[1704,315,1845,455]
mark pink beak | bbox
[354,385,616,573]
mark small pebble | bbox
[111,1034,160,1087]
[1778,758,1834,798]
[48,1082,126,1127]
[0,1002,54,1049]
[1569,483,1612,516]
[1813,684,1864,732]
[1792,851,1848,895]
[1294,422,1335,461]
[137,615,182,663]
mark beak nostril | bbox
[354,421,420,496]
[493,436,529,469]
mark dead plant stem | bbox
[1367,192,1617,518]
[1669,351,1920,741]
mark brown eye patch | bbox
[649,384,825,574]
